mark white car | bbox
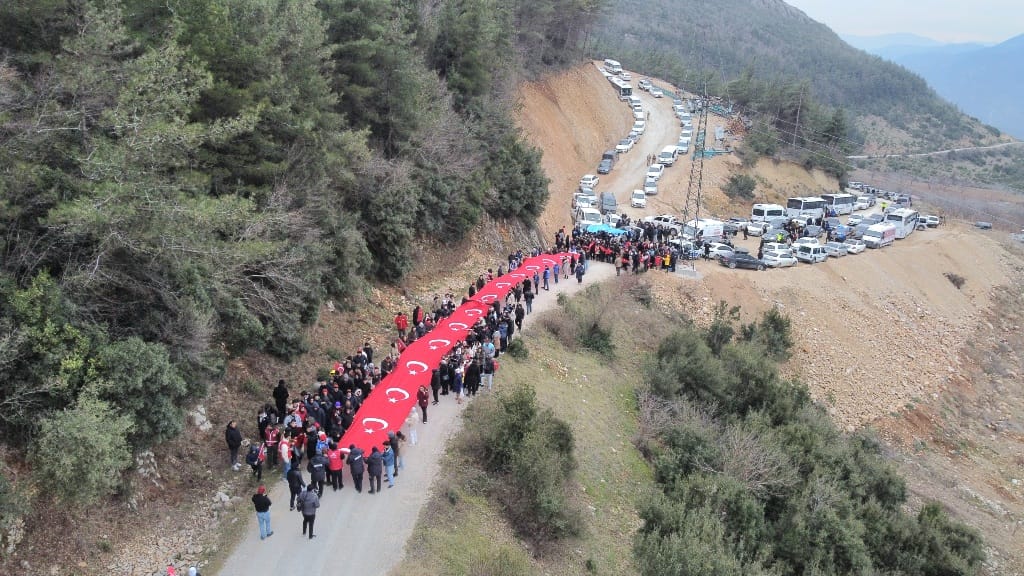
[793,237,820,248]
[762,242,789,253]
[650,87,663,98]
[631,190,647,208]
[843,239,866,254]
[638,79,652,91]
[705,242,735,259]
[620,72,632,81]
[854,196,871,210]
[606,213,622,226]
[923,215,940,227]
[644,178,658,195]
[616,139,634,154]
[762,249,797,268]
[632,121,646,135]
[823,241,849,258]
[676,140,689,154]
[579,174,600,189]
[646,163,665,181]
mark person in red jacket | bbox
[417,385,430,424]
[264,425,280,468]
[394,311,408,340]
[326,444,345,491]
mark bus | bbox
[821,193,857,215]
[786,197,826,221]
[885,208,919,239]
[609,77,632,100]
[603,59,623,74]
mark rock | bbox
[215,491,230,503]
[190,404,212,432]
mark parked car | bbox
[638,79,652,91]
[723,222,742,236]
[762,242,789,253]
[823,241,849,257]
[597,159,613,174]
[704,242,735,259]
[718,252,765,270]
[801,224,824,238]
[573,191,596,208]
[864,213,886,226]
[644,178,658,195]
[616,138,634,154]
[646,163,665,181]
[854,196,871,210]
[793,237,820,248]
[843,239,866,254]
[975,221,993,230]
[762,249,797,268]
[630,190,647,208]
[628,129,642,140]
[923,215,940,227]
[650,87,663,98]
[794,244,828,264]
[620,72,632,80]
[579,174,600,189]
[847,214,865,227]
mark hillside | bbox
[511,63,1024,574]
[890,35,1024,138]
[588,0,1008,153]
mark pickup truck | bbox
[642,214,683,235]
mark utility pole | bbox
[792,84,804,147]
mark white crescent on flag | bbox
[465,308,482,317]
[543,258,556,266]
[405,360,429,375]
[385,388,410,403]
[526,265,540,271]
[480,294,497,303]
[496,282,511,289]
[449,322,469,331]
[362,417,389,433]
[511,273,525,279]
[427,338,451,350]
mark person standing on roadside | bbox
[388,431,404,475]
[326,444,345,491]
[542,266,551,291]
[296,485,320,539]
[225,421,243,471]
[417,385,430,424]
[251,485,273,540]
[308,449,328,497]
[246,441,266,481]
[394,311,409,340]
[575,261,585,283]
[347,444,366,493]
[279,435,292,482]
[382,441,396,489]
[264,424,280,469]
[524,287,534,314]
[272,380,289,419]
[366,446,384,494]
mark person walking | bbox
[296,486,320,539]
[394,311,408,340]
[308,449,328,497]
[524,288,534,314]
[417,385,430,424]
[246,441,266,481]
[514,303,525,331]
[225,421,243,471]
[388,431,405,475]
[366,446,383,494]
[465,358,481,397]
[575,262,585,283]
[251,485,273,540]
[346,444,366,493]
[286,463,305,510]
[279,435,292,481]
[542,266,551,291]
[326,444,345,491]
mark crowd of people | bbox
[232,245,591,544]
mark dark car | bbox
[597,159,613,174]
[717,252,765,271]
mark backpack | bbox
[245,445,260,466]
[484,356,495,372]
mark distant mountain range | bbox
[845,33,1024,138]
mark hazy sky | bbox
[784,0,1022,43]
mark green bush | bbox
[30,397,133,505]
[723,174,757,200]
[579,321,614,355]
[506,338,528,359]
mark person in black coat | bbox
[464,359,482,397]
[286,465,305,510]
[225,421,243,470]
[308,450,329,497]
[346,445,365,493]
[366,446,384,494]
[430,368,441,405]
[272,380,289,417]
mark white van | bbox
[863,223,896,248]
[575,207,602,226]
[628,94,642,108]
[632,120,646,135]
[631,102,643,114]
[751,203,785,222]
[658,145,679,166]
[633,110,645,121]
[794,244,827,264]
[631,190,647,208]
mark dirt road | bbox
[216,262,618,576]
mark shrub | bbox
[579,321,614,355]
[723,174,757,200]
[944,272,966,289]
[30,397,133,505]
[506,338,528,359]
